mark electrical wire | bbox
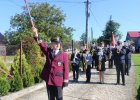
[89,7,102,30]
[7,0,22,7]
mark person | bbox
[93,46,98,69]
[32,27,69,100]
[70,48,81,82]
[85,49,93,83]
[107,45,113,68]
[97,47,106,84]
[124,41,134,76]
[81,45,87,72]
[114,41,126,85]
[90,46,94,68]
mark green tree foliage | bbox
[0,58,9,78]
[98,16,122,44]
[22,54,34,87]
[91,38,97,44]
[10,71,23,92]
[10,50,34,89]
[80,33,86,45]
[4,2,73,45]
[22,36,44,83]
[0,77,10,96]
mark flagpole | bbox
[112,32,116,47]
[24,0,34,27]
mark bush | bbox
[0,58,9,78]
[10,49,34,89]
[23,37,44,83]
[0,77,10,96]
[34,66,42,83]
[22,54,34,87]
[9,71,23,92]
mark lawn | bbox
[132,54,140,100]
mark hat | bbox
[117,41,122,45]
[51,36,61,43]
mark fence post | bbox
[72,40,74,54]
[20,40,22,75]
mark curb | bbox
[0,82,46,100]
[0,72,73,100]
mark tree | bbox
[10,49,34,89]
[99,16,122,44]
[80,33,86,45]
[91,38,97,44]
[4,2,74,45]
[0,58,9,78]
[0,77,10,96]
[22,36,44,83]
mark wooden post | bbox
[20,40,22,75]
[72,40,74,54]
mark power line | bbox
[89,7,102,30]
[44,0,84,4]
[7,0,22,7]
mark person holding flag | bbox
[32,27,69,100]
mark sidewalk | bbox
[1,63,135,100]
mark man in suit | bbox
[85,49,93,83]
[70,48,81,82]
[114,41,126,85]
[107,45,113,68]
[32,27,69,100]
[124,41,134,76]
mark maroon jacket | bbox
[39,41,69,87]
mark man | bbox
[85,49,93,83]
[114,41,126,85]
[124,41,134,76]
[32,27,69,100]
[70,48,80,82]
[81,45,87,72]
[107,45,113,68]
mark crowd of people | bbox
[32,27,135,100]
[70,41,135,85]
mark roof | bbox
[127,31,140,38]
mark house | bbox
[126,31,140,52]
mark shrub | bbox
[0,58,9,78]
[34,66,42,83]
[22,54,34,87]
[0,77,10,96]
[9,71,23,92]
[10,49,34,89]
[23,37,44,83]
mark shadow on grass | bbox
[136,86,140,100]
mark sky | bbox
[0,0,140,41]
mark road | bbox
[15,63,134,100]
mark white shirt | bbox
[53,49,59,55]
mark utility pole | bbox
[85,0,90,49]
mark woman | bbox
[97,47,106,84]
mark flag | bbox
[112,34,116,47]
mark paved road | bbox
[15,63,135,100]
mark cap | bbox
[51,36,61,43]
[117,41,122,45]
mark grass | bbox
[132,54,140,100]
[0,56,15,70]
